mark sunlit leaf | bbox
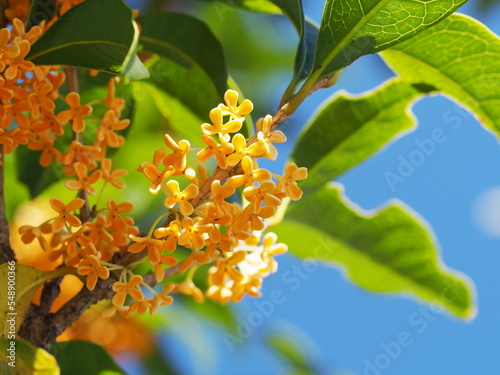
[312,0,468,79]
[273,184,476,319]
[0,337,59,375]
[292,78,434,191]
[381,14,500,138]
[0,264,69,336]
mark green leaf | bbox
[27,0,58,30]
[200,0,282,13]
[312,0,468,79]
[292,78,434,191]
[50,340,125,375]
[273,184,476,319]
[16,146,64,199]
[0,338,59,375]
[137,12,228,97]
[381,14,500,138]
[132,57,220,144]
[0,264,69,337]
[27,0,145,77]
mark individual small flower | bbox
[27,136,62,166]
[163,134,190,171]
[1,100,31,129]
[177,217,213,250]
[64,162,102,195]
[101,158,127,189]
[50,197,85,232]
[96,110,129,147]
[138,149,175,194]
[112,274,144,307]
[210,180,236,215]
[226,133,262,167]
[62,141,99,170]
[275,163,308,200]
[104,78,125,115]
[0,28,20,60]
[197,135,234,169]
[243,180,282,212]
[62,225,92,256]
[218,89,254,119]
[77,254,110,291]
[201,107,243,142]
[4,40,34,81]
[253,115,287,160]
[105,199,134,230]
[27,82,55,119]
[18,225,49,251]
[128,234,163,264]
[154,219,182,252]
[164,180,199,217]
[227,156,271,188]
[85,215,114,244]
[12,18,43,44]
[56,92,93,132]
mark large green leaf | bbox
[137,12,227,97]
[312,0,468,80]
[0,338,59,375]
[273,184,475,319]
[27,0,148,79]
[50,341,125,375]
[381,14,500,138]
[292,78,434,191]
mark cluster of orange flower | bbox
[134,89,308,307]
[3,1,308,321]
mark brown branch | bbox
[0,146,16,264]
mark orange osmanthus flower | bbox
[57,92,93,133]
[65,162,102,195]
[101,158,127,189]
[77,254,110,291]
[128,235,163,265]
[50,197,85,232]
[164,180,199,217]
[112,274,144,307]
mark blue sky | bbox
[124,1,500,374]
